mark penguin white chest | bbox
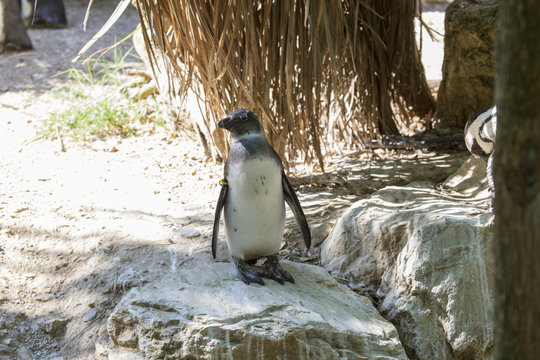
[224,158,285,260]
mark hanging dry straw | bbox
[134,0,435,170]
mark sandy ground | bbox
[0,2,453,359]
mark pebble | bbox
[180,226,201,238]
[83,308,98,322]
[55,263,68,271]
[310,222,335,247]
[35,294,54,302]
[42,318,69,337]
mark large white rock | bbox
[106,255,408,359]
[320,183,494,360]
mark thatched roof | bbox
[135,0,435,170]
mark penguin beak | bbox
[218,117,231,129]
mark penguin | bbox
[464,106,497,205]
[212,109,311,285]
[464,106,497,161]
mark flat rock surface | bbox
[107,255,408,360]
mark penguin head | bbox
[218,109,264,140]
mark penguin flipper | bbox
[282,172,311,249]
[212,182,228,259]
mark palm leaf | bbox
[73,0,132,62]
[134,0,435,170]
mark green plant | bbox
[37,46,165,142]
[55,45,137,88]
[42,99,138,141]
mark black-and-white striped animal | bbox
[464,106,497,205]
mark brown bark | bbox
[494,0,540,358]
[0,0,32,53]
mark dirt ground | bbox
[0,2,456,359]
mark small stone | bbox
[55,263,68,271]
[42,318,69,338]
[310,222,334,247]
[83,308,99,322]
[179,226,201,238]
[35,294,54,302]
[116,327,138,348]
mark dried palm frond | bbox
[134,0,435,170]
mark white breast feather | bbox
[224,157,285,260]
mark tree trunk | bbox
[494,0,540,358]
[0,0,32,53]
[435,0,497,132]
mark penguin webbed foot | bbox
[233,257,265,285]
[262,255,294,285]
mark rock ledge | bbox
[106,255,408,360]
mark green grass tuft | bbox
[43,99,138,141]
[37,46,166,143]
